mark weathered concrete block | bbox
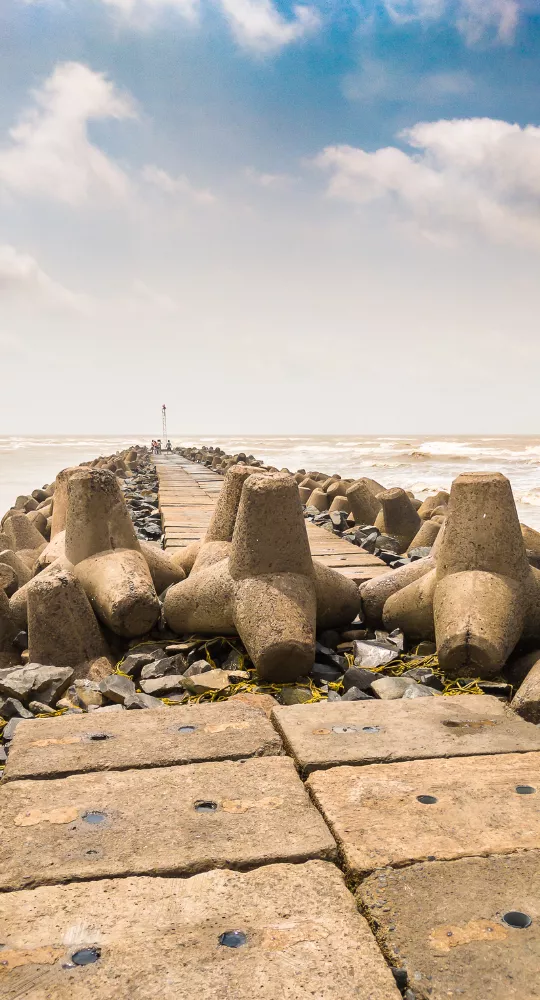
[359,851,540,1000]
[0,861,400,1000]
[271,695,540,775]
[4,702,283,781]
[0,757,335,889]
[308,752,540,875]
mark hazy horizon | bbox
[2,1,540,435]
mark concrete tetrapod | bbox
[27,568,112,676]
[375,488,421,553]
[65,469,160,638]
[346,479,382,526]
[373,473,540,678]
[164,473,361,682]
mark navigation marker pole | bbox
[162,404,167,444]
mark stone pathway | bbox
[1,696,539,998]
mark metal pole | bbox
[162,404,167,444]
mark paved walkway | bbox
[1,693,539,998]
[155,455,389,585]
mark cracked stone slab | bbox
[0,757,335,891]
[359,851,540,1000]
[271,695,540,775]
[3,702,282,782]
[308,752,540,876]
[0,861,400,1000]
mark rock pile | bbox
[2,441,540,766]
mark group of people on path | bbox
[150,439,172,454]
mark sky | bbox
[1,0,540,435]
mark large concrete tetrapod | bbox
[164,473,361,682]
[65,469,160,637]
[346,479,382,526]
[371,472,540,679]
[27,568,112,676]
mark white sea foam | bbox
[3,434,540,528]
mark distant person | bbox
[157,439,162,454]
[166,440,172,452]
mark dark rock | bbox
[409,546,432,560]
[404,667,444,691]
[0,664,74,706]
[222,649,245,672]
[311,662,343,684]
[343,666,376,692]
[326,690,342,702]
[182,660,212,679]
[124,693,167,710]
[121,652,159,677]
[99,674,136,705]
[415,641,437,656]
[318,630,340,650]
[13,631,28,651]
[341,687,373,701]
[391,968,408,991]
[376,534,400,554]
[139,674,186,697]
[0,697,33,719]
[140,653,188,681]
[0,746,7,764]
[315,643,348,672]
[3,717,22,740]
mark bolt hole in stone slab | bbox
[442,719,495,729]
[71,947,101,966]
[515,785,536,795]
[87,733,112,742]
[332,726,358,735]
[501,911,533,929]
[362,726,381,734]
[82,811,107,825]
[416,795,438,805]
[194,800,218,812]
[178,726,197,735]
[219,931,247,948]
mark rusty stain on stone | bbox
[221,796,283,813]
[312,728,331,736]
[14,806,80,827]
[204,722,251,734]
[28,737,82,749]
[0,946,64,972]
[429,918,507,952]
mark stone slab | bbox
[0,757,336,891]
[3,703,282,782]
[271,695,540,775]
[0,861,400,1000]
[308,752,540,875]
[359,851,540,1000]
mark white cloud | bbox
[142,165,216,204]
[24,0,320,50]
[381,0,520,43]
[100,0,199,23]
[245,166,296,188]
[0,62,135,206]
[315,117,540,246]
[0,244,90,310]
[216,0,320,51]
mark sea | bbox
[3,434,540,528]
